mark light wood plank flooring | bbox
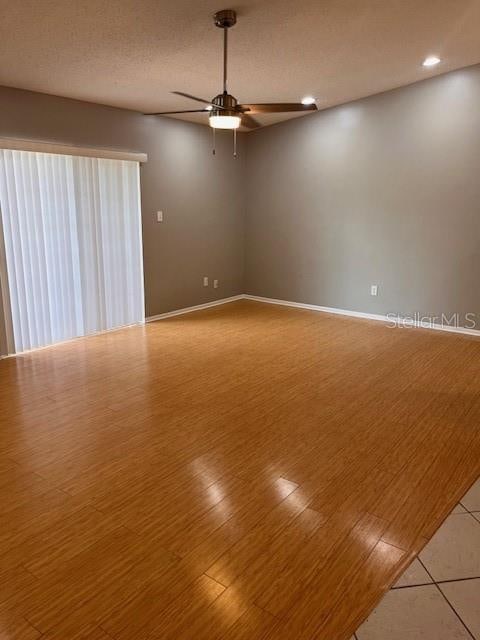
[0,299,479,639]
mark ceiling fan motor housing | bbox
[211,92,238,118]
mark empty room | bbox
[1,1,480,639]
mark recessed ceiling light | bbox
[423,56,441,67]
[301,96,316,105]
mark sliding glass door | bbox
[0,150,144,354]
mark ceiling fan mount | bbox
[145,8,317,152]
[213,9,237,29]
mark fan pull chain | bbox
[212,127,216,155]
[233,128,237,158]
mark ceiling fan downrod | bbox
[212,9,238,157]
[214,9,236,93]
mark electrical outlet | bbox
[370,284,378,296]
[213,279,219,289]
[156,211,163,223]
[203,276,209,287]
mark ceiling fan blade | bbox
[241,113,261,129]
[172,91,226,110]
[238,103,318,114]
[145,109,209,115]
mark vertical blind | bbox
[0,150,144,354]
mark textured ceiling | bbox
[1,0,480,130]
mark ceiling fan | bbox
[146,9,318,143]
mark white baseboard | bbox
[244,294,480,337]
[244,294,387,322]
[120,291,479,339]
[3,293,477,357]
[146,295,244,322]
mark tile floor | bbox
[354,477,480,639]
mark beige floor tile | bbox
[452,504,467,514]
[440,578,480,639]
[461,478,480,512]
[356,585,471,639]
[393,558,433,588]
[419,514,480,581]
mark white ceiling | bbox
[1,0,480,129]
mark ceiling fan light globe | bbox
[209,115,241,129]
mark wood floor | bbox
[0,299,479,640]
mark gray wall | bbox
[245,65,480,328]
[2,64,480,350]
[0,86,246,323]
